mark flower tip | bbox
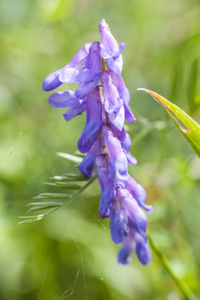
[136,242,152,265]
[99,19,110,32]
[98,206,111,219]
[118,247,132,265]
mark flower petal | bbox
[59,68,79,83]
[118,188,147,237]
[99,20,125,59]
[79,138,102,177]
[106,55,123,75]
[108,105,125,131]
[118,243,134,265]
[86,41,101,73]
[135,234,151,265]
[101,125,128,188]
[110,203,128,244]
[75,76,100,99]
[48,90,81,108]
[76,69,100,83]
[42,69,63,91]
[100,70,123,114]
[127,176,153,213]
[77,88,102,153]
[96,155,115,218]
[63,102,86,121]
[67,43,91,69]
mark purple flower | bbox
[48,90,86,121]
[43,43,91,91]
[75,42,101,99]
[99,19,126,75]
[111,188,151,265]
[43,19,152,266]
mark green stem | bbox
[148,231,197,300]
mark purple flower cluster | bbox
[43,20,153,265]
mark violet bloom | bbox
[43,19,152,265]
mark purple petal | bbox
[79,138,102,178]
[95,155,115,218]
[100,70,123,114]
[106,55,123,75]
[110,125,137,165]
[59,68,79,83]
[99,20,125,59]
[43,43,91,91]
[48,90,81,108]
[124,102,136,123]
[118,244,134,265]
[101,125,128,188]
[127,176,153,213]
[58,43,92,83]
[110,203,128,244]
[109,72,135,122]
[127,153,137,166]
[63,102,86,121]
[76,69,100,83]
[108,105,124,131]
[135,234,151,265]
[42,69,63,91]
[75,76,100,99]
[85,41,101,73]
[118,188,147,237]
[118,43,126,55]
[77,88,102,153]
[67,43,91,69]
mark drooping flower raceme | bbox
[43,20,153,265]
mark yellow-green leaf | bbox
[138,88,200,157]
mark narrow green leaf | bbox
[138,88,200,157]
[43,182,81,189]
[27,201,63,212]
[63,173,88,181]
[18,214,44,225]
[51,174,88,181]
[56,152,83,163]
[50,175,69,181]
[33,193,71,199]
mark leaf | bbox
[138,88,200,157]
[33,193,71,199]
[56,152,83,163]
[51,174,88,181]
[42,182,81,189]
[18,214,44,225]
[27,201,63,212]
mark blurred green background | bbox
[0,0,200,299]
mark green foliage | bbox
[18,153,95,225]
[138,89,200,157]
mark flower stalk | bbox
[148,232,197,300]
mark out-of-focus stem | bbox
[148,231,197,300]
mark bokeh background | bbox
[0,0,200,299]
